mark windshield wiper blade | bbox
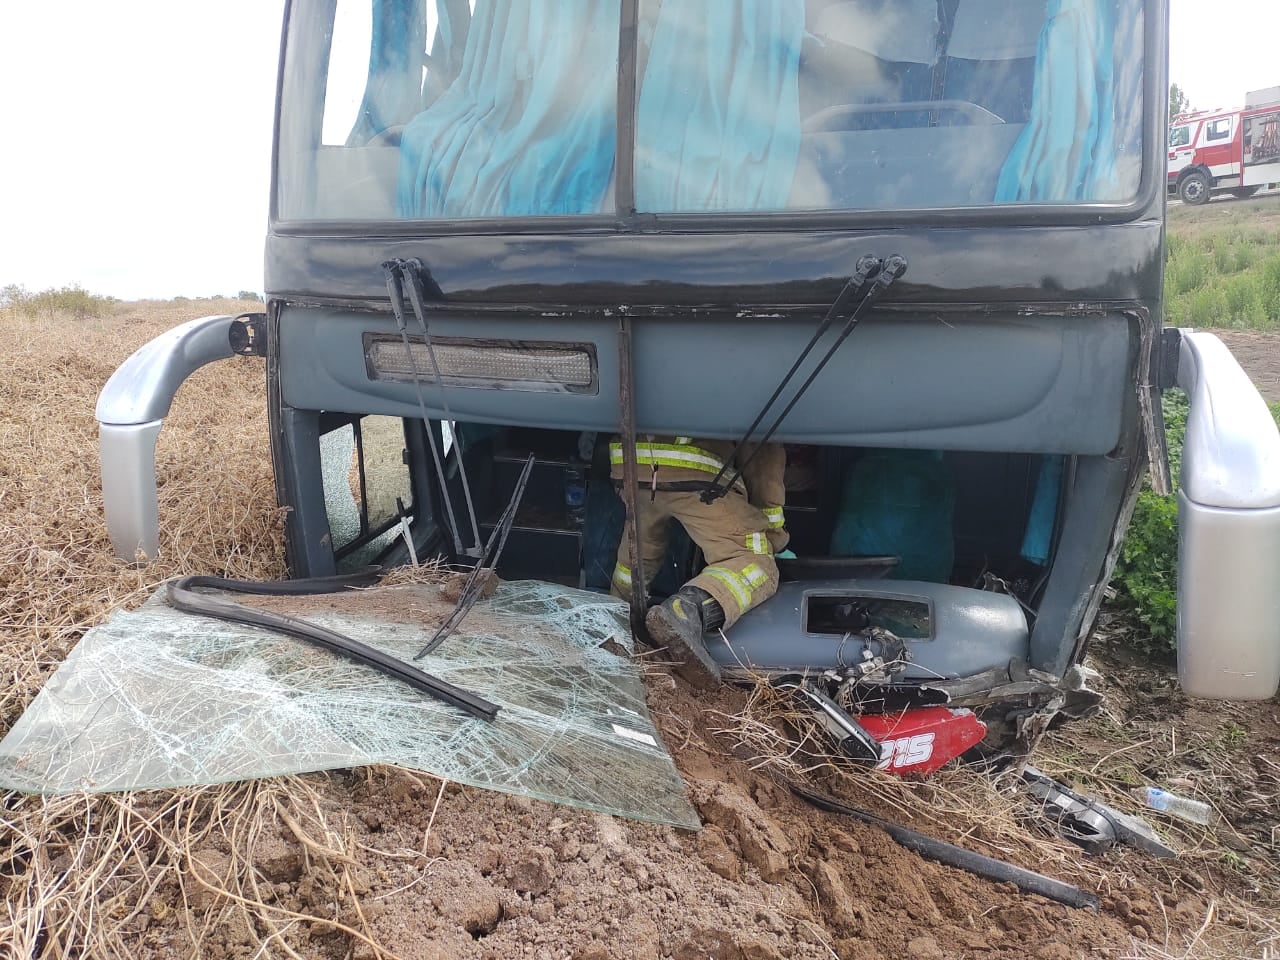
[414,453,536,659]
[383,260,470,557]
[706,256,881,493]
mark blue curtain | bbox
[347,0,428,146]
[635,1,805,211]
[1019,454,1064,565]
[397,0,619,218]
[994,0,1141,203]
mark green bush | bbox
[1114,392,1280,655]
[1167,249,1210,297]
[1184,286,1227,328]
[1164,214,1280,330]
[0,284,116,319]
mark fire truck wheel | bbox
[1179,169,1211,205]
[1231,186,1261,199]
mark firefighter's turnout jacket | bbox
[609,436,788,627]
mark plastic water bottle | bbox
[1142,787,1214,825]
[564,466,587,530]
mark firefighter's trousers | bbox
[611,488,779,628]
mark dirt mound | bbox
[1,301,1277,959]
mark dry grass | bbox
[0,298,318,955]
[0,298,285,723]
[1,777,410,959]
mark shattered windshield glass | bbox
[0,581,699,829]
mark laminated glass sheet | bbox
[0,581,699,829]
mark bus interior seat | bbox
[940,0,1046,125]
[799,0,940,129]
[791,0,1044,209]
[786,446,1040,585]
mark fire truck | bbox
[1168,87,1280,204]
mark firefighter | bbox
[610,436,788,687]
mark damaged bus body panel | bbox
[98,0,1280,758]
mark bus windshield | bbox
[277,0,1146,222]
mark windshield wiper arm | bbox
[702,254,909,503]
[382,258,484,558]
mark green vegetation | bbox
[1123,192,1280,653]
[1165,197,1280,330]
[1114,392,1280,656]
[1168,82,1191,122]
[0,284,117,320]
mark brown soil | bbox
[1213,331,1280,403]
[2,299,1277,959]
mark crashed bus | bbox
[97,0,1280,766]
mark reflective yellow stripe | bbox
[763,506,785,529]
[674,436,693,445]
[742,563,769,588]
[613,563,632,587]
[704,567,752,611]
[745,532,769,555]
[609,442,727,475]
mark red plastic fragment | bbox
[858,707,987,777]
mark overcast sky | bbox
[0,0,1276,300]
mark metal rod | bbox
[616,314,651,645]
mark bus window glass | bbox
[277,0,1147,221]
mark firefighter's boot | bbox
[645,587,724,689]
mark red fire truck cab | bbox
[1169,88,1280,204]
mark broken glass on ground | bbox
[0,581,700,829]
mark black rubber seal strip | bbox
[791,783,1099,910]
[165,573,499,721]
